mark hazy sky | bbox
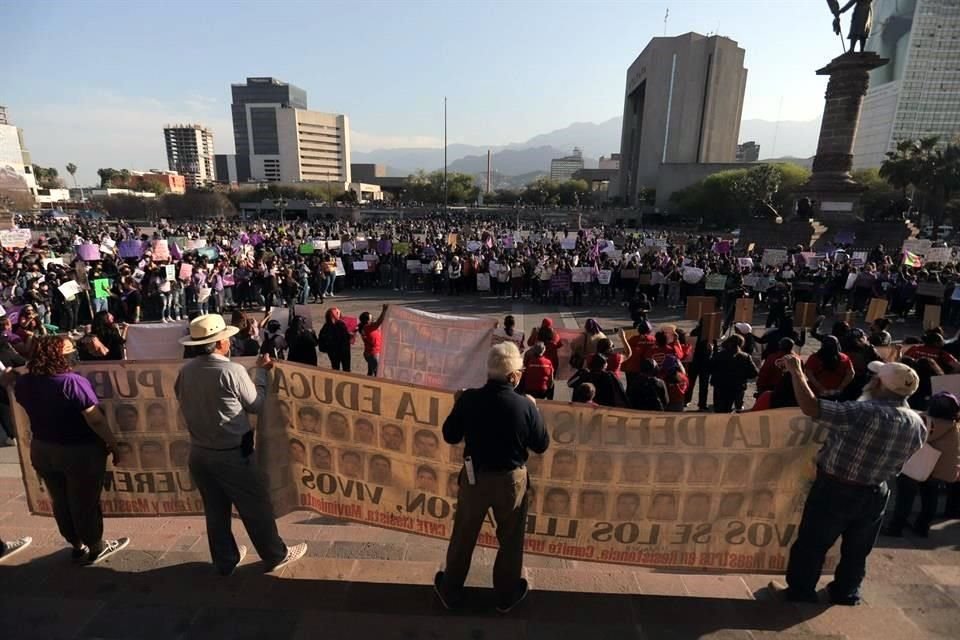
[1,0,840,184]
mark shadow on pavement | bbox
[0,549,826,639]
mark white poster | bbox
[379,307,495,390]
[124,322,188,360]
[476,273,491,291]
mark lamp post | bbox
[274,197,287,225]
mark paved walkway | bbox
[2,293,960,638]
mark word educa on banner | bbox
[12,361,837,573]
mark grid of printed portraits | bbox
[526,449,801,523]
[380,320,486,388]
[106,400,192,471]
[280,399,465,498]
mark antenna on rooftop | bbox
[663,8,669,36]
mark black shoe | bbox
[881,524,904,537]
[71,545,89,562]
[496,579,529,614]
[433,571,464,610]
[826,582,861,606]
[911,521,931,538]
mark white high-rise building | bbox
[163,124,215,188]
[550,148,585,182]
[853,0,960,169]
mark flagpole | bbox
[443,97,448,212]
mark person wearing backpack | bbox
[628,358,668,412]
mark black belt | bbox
[817,468,882,489]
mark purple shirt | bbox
[14,372,101,445]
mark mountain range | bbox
[352,115,821,179]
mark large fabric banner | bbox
[124,323,188,361]
[379,306,494,390]
[12,360,834,573]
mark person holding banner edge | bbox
[435,342,549,613]
[175,314,307,576]
[774,353,925,606]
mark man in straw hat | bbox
[175,314,306,576]
[772,356,924,606]
[434,342,549,614]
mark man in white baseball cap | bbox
[773,353,925,606]
[175,314,306,576]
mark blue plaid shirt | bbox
[817,398,926,486]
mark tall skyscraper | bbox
[617,33,747,204]
[550,148,585,182]
[230,77,308,182]
[853,0,960,169]
[229,76,350,184]
[163,124,215,188]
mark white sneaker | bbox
[83,537,130,566]
[268,542,307,573]
[0,536,32,562]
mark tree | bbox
[65,163,78,187]
[32,165,62,189]
[880,137,960,231]
[879,139,916,200]
[97,168,120,188]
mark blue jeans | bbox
[160,292,172,319]
[298,279,310,305]
[786,472,889,604]
[325,275,336,296]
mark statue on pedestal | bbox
[828,0,874,53]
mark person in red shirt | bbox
[528,318,563,376]
[597,329,633,377]
[905,330,960,373]
[804,335,855,398]
[357,305,387,376]
[622,321,655,374]
[519,343,555,399]
[659,356,689,412]
[649,330,684,366]
[757,338,795,394]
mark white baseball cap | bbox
[867,361,919,398]
[734,322,753,335]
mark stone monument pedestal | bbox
[802,51,888,220]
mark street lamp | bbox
[274,197,287,225]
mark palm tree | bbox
[65,163,84,202]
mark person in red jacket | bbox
[622,321,655,374]
[357,304,387,376]
[528,318,563,376]
[659,356,689,412]
[904,330,960,373]
[519,343,555,399]
[757,338,794,394]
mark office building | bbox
[618,33,748,204]
[214,154,239,184]
[0,106,38,198]
[853,0,960,169]
[163,124,214,188]
[550,148,584,182]
[230,77,308,182]
[736,141,760,162]
[598,153,621,170]
[351,163,387,182]
[229,76,350,184]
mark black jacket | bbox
[443,380,549,472]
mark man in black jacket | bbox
[435,342,549,613]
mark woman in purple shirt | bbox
[11,336,130,565]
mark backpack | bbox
[633,376,665,411]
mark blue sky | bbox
[1,0,840,184]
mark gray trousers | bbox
[188,445,287,572]
[443,467,528,599]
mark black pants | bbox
[364,353,378,377]
[890,474,939,531]
[189,445,287,573]
[30,440,107,549]
[786,473,888,603]
[329,352,351,372]
[685,362,710,409]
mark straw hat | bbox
[178,314,239,346]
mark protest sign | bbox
[326,240,341,251]
[42,257,63,269]
[152,240,170,262]
[77,243,101,261]
[405,260,421,274]
[737,258,753,270]
[197,247,219,261]
[11,361,834,573]
[119,240,143,259]
[363,254,378,262]
[58,280,81,301]
[924,304,941,331]
[685,297,716,321]
[561,238,577,250]
[164,264,176,282]
[598,270,612,285]
[476,273,491,291]
[335,258,346,277]
[902,238,932,256]
[850,251,867,267]
[916,282,946,299]
[355,239,368,251]
[761,249,788,267]
[178,263,193,281]
[925,247,952,264]
[0,228,32,249]
[124,323,188,360]
[705,274,727,291]
[865,298,889,323]
[682,268,704,285]
[379,306,495,390]
[743,275,759,289]
[713,240,731,255]
[353,261,369,272]
[572,268,593,284]
[299,243,315,255]
[793,303,819,329]
[466,241,482,252]
[394,242,410,255]
[734,298,754,324]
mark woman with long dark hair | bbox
[79,311,126,361]
[318,307,352,371]
[10,336,129,564]
[285,315,319,366]
[804,335,855,398]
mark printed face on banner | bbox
[10,362,836,574]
